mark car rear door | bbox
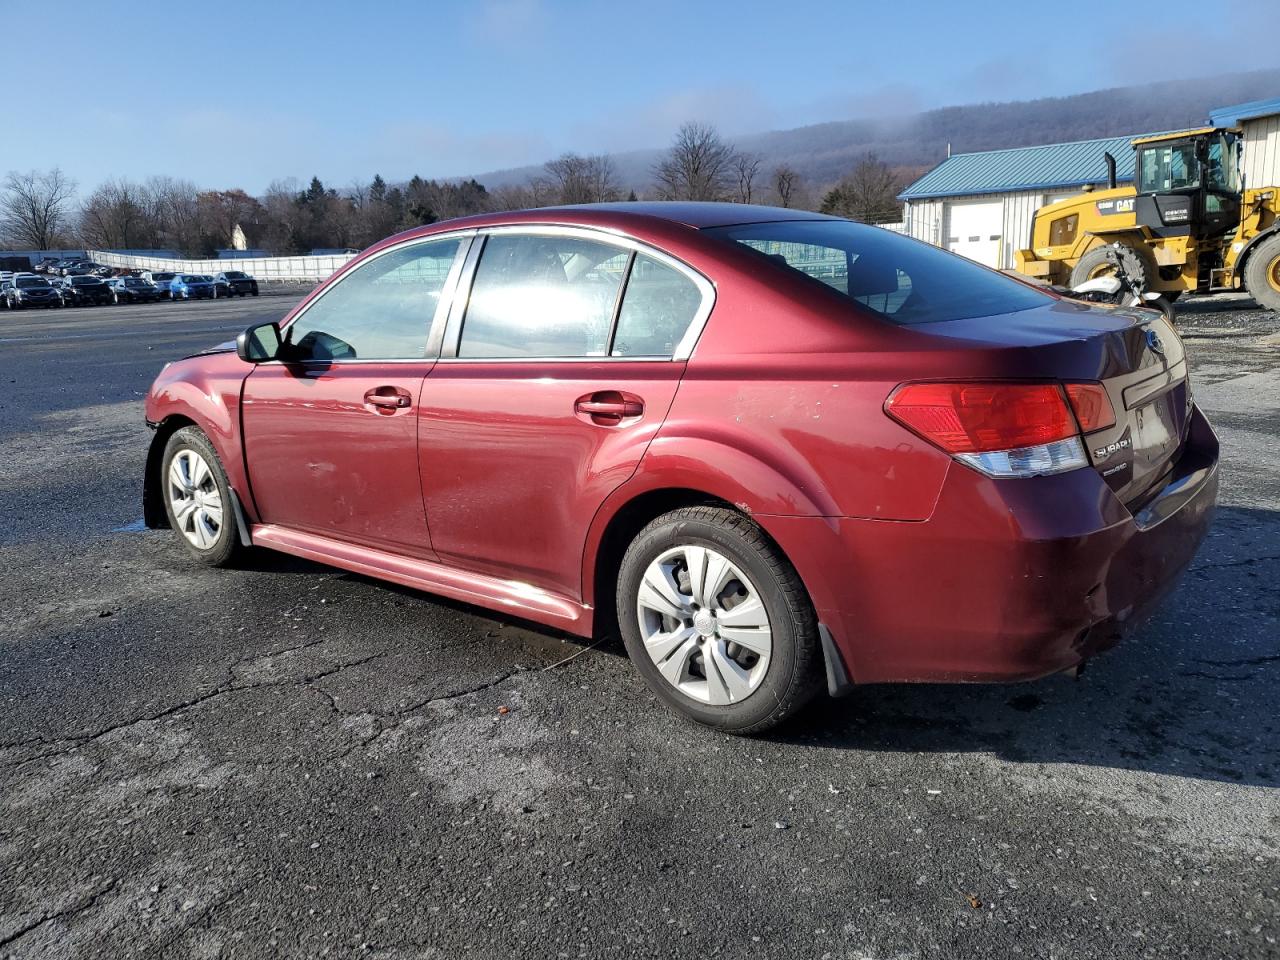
[240,233,470,559]
[418,227,713,600]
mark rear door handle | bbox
[364,386,413,414]
[574,391,644,424]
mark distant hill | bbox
[473,69,1280,194]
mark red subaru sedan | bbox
[143,203,1218,732]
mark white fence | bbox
[88,249,357,282]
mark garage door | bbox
[945,200,1003,268]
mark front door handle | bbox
[364,386,413,414]
[574,391,644,425]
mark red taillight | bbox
[1063,382,1116,433]
[884,382,1077,454]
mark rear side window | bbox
[706,219,1048,325]
[459,235,629,358]
[611,254,702,357]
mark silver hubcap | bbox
[636,545,772,705]
[167,449,224,550]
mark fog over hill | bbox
[472,69,1280,193]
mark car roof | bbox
[430,201,835,233]
[533,201,837,229]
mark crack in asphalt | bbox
[0,649,394,770]
[1190,553,1280,573]
[1194,654,1280,667]
[0,627,545,772]
[318,668,529,765]
[0,879,119,949]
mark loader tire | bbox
[1243,234,1280,313]
[1070,243,1156,290]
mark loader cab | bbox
[1132,128,1241,241]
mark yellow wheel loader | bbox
[1015,127,1280,311]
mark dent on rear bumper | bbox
[767,405,1220,685]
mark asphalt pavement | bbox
[1,293,1277,959]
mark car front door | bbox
[418,228,712,600]
[241,233,470,559]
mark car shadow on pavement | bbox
[772,505,1280,790]
[224,506,1277,789]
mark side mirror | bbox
[236,321,282,363]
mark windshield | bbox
[71,277,98,285]
[224,271,245,279]
[125,278,147,286]
[704,219,1049,325]
[16,278,49,289]
[181,275,201,282]
[1138,141,1199,193]
[154,273,174,280]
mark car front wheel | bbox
[161,426,242,567]
[617,506,823,733]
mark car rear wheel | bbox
[161,426,242,567]
[617,506,823,733]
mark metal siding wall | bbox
[905,199,944,246]
[1001,191,1047,271]
[1242,114,1280,188]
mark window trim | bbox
[269,229,477,366]
[438,223,716,363]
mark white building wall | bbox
[904,188,1070,270]
[1241,112,1280,188]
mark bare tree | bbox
[772,165,800,208]
[733,152,762,204]
[820,154,903,223]
[652,122,737,201]
[542,153,621,205]
[261,178,303,253]
[78,178,154,249]
[1,168,76,249]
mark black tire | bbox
[617,506,823,734]
[1243,233,1280,313]
[160,426,243,567]
[251,289,259,297]
[1070,242,1156,290]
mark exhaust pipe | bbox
[1103,152,1117,190]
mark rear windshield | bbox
[704,219,1048,325]
[223,271,246,279]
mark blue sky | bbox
[1,0,1274,195]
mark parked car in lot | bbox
[170,274,215,300]
[146,271,177,297]
[4,274,62,308]
[108,276,160,304]
[142,203,1219,732]
[59,275,114,306]
[212,270,259,297]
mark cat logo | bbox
[1095,197,1135,216]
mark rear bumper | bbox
[767,405,1219,684]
